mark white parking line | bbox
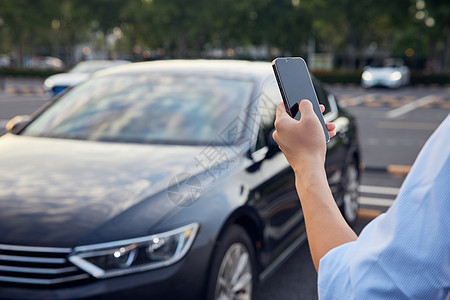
[358,185,400,196]
[358,185,399,208]
[377,121,440,131]
[386,95,436,119]
[358,197,395,207]
[340,94,372,107]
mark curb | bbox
[357,208,383,220]
[361,164,411,176]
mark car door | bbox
[249,78,304,266]
[312,78,350,196]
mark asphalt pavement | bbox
[1,78,449,299]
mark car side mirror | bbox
[5,115,30,134]
[247,129,280,172]
[249,129,279,163]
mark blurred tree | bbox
[385,0,450,70]
[121,0,213,58]
[78,0,129,60]
[242,0,314,57]
[0,0,58,67]
[0,0,448,70]
[421,0,450,70]
[309,0,412,69]
[120,0,152,60]
[57,0,93,65]
[120,0,313,59]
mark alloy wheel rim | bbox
[215,243,253,300]
[343,163,359,222]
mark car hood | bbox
[0,134,221,247]
[46,73,90,87]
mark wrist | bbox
[291,153,325,176]
[294,161,327,190]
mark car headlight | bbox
[68,223,199,279]
[362,71,373,81]
[389,71,402,81]
[43,79,54,89]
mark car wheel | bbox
[206,225,256,300]
[341,160,360,224]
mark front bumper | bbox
[0,244,211,300]
[362,78,402,89]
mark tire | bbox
[206,225,257,300]
[340,159,360,224]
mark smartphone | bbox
[272,57,330,143]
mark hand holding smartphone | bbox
[272,57,330,143]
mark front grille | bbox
[0,244,91,287]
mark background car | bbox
[0,60,360,300]
[0,54,12,67]
[43,59,130,96]
[361,58,410,89]
[24,56,66,71]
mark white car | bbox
[361,59,410,89]
[43,60,130,96]
[25,56,66,70]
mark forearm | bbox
[295,165,357,271]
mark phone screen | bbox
[272,57,330,143]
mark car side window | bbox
[312,78,331,115]
[254,78,280,151]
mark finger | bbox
[326,123,336,138]
[274,102,285,131]
[329,129,336,139]
[320,104,325,113]
[272,129,279,145]
[275,101,288,120]
[275,101,298,130]
[272,130,286,151]
[276,101,296,121]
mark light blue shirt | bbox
[318,114,450,300]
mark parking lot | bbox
[0,78,449,299]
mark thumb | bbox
[298,99,315,118]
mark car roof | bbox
[94,59,274,81]
[76,59,130,65]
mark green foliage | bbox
[410,71,450,85]
[0,0,448,70]
[0,68,63,78]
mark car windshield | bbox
[21,73,254,145]
[369,58,403,68]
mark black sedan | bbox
[0,60,360,300]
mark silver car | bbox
[362,58,410,89]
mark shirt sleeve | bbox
[318,115,450,300]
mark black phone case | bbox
[272,57,330,143]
